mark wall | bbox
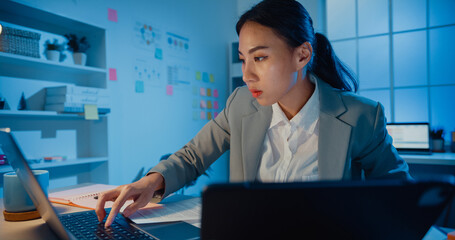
[5,0,239,195]
[327,0,455,144]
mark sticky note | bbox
[108,8,118,22]
[203,72,209,82]
[84,104,99,120]
[200,100,207,109]
[214,101,219,109]
[209,74,215,83]
[196,71,202,80]
[193,99,198,108]
[155,48,163,60]
[200,111,206,120]
[207,88,211,97]
[207,112,212,120]
[166,85,173,95]
[214,112,219,118]
[135,81,144,93]
[207,100,212,109]
[193,111,199,120]
[213,89,219,98]
[109,68,117,81]
[200,87,206,96]
[193,86,198,95]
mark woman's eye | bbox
[254,56,267,62]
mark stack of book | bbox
[45,85,110,114]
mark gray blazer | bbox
[150,77,411,196]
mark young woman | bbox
[96,0,410,227]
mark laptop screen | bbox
[386,123,430,152]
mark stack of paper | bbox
[44,85,110,114]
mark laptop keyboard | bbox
[59,210,156,240]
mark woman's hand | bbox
[95,172,165,227]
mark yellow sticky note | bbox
[207,100,212,109]
[207,88,212,97]
[209,74,215,83]
[84,104,99,120]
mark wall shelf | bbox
[0,110,108,118]
[0,52,106,88]
[0,157,108,174]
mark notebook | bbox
[0,129,200,240]
[201,179,455,240]
[386,122,432,155]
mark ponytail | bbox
[310,33,358,92]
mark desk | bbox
[403,152,455,165]
[0,184,451,240]
[0,184,200,240]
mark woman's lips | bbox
[249,89,263,98]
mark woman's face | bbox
[238,21,303,106]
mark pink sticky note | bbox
[109,68,117,81]
[213,89,219,98]
[200,100,207,109]
[166,85,173,95]
[200,111,206,120]
[214,101,219,110]
[214,112,219,118]
[200,87,206,96]
[108,8,118,22]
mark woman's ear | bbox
[295,42,313,70]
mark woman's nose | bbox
[242,62,257,83]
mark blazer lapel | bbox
[241,100,272,181]
[317,78,352,180]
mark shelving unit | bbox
[0,0,109,195]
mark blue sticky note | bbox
[135,80,144,93]
[203,72,209,83]
[155,48,163,60]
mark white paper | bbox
[129,197,201,224]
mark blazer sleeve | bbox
[356,103,412,180]
[148,88,240,197]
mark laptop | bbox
[0,129,200,240]
[201,180,455,240]
[386,122,432,155]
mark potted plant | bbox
[64,34,90,65]
[44,39,65,62]
[430,127,445,152]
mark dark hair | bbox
[236,0,358,92]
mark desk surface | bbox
[403,152,455,165]
[0,184,451,240]
[0,183,199,240]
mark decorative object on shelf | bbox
[64,34,90,65]
[0,96,7,110]
[44,39,65,62]
[0,25,41,58]
[17,92,27,110]
[430,127,445,152]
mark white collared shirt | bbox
[257,77,320,182]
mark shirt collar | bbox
[269,76,320,134]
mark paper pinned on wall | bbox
[84,104,99,120]
[213,89,219,98]
[207,112,212,120]
[200,111,206,120]
[207,88,211,97]
[209,74,215,83]
[108,8,118,22]
[166,85,173,95]
[135,81,144,93]
[214,101,219,110]
[192,86,198,95]
[192,99,198,108]
[207,101,212,109]
[202,72,209,83]
[109,68,117,81]
[200,100,206,109]
[200,87,206,96]
[196,71,202,81]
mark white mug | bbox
[3,170,49,212]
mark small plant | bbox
[44,39,65,52]
[64,34,90,53]
[430,127,445,140]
